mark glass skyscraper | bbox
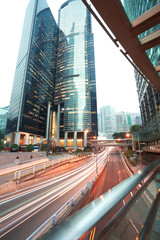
[0,106,8,131]
[100,106,117,139]
[123,0,160,143]
[6,0,58,145]
[5,0,97,150]
[55,0,97,149]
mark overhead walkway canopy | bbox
[82,0,160,92]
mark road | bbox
[78,147,135,240]
[0,150,109,240]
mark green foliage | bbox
[113,132,127,139]
[41,144,47,151]
[10,144,19,152]
[130,124,141,133]
[124,150,137,166]
[75,149,83,153]
[0,141,4,151]
[0,130,4,141]
[26,144,34,152]
[84,146,91,152]
[124,150,133,158]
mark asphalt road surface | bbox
[0,150,109,240]
[78,147,136,240]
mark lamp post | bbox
[93,136,98,174]
[126,132,142,170]
[84,129,89,148]
[137,134,142,170]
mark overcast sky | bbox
[0,0,140,113]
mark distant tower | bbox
[100,106,116,139]
[6,0,58,146]
[55,0,98,150]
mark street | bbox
[0,150,108,240]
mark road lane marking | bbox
[89,227,96,240]
[0,152,109,237]
[0,166,94,222]
[0,152,108,228]
[1,151,108,220]
[0,151,107,204]
[129,220,139,233]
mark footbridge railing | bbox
[38,158,160,240]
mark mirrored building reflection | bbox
[123,0,160,144]
[5,0,97,150]
[6,0,58,146]
[55,0,97,150]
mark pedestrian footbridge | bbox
[27,158,160,240]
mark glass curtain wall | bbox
[55,0,97,138]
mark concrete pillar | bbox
[74,132,77,152]
[15,132,20,145]
[65,132,68,147]
[25,134,29,145]
[84,131,87,148]
[57,104,60,146]
[34,136,37,144]
[46,101,51,139]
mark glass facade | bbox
[55,0,97,137]
[6,0,98,147]
[123,0,160,69]
[100,106,117,139]
[6,0,58,137]
[123,0,160,143]
[0,106,8,130]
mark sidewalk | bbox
[0,158,49,177]
[122,154,146,175]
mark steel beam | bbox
[83,0,160,92]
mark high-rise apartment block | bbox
[100,106,117,139]
[99,105,141,138]
[5,0,97,150]
[123,0,160,144]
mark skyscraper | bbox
[55,0,97,150]
[100,105,117,139]
[0,107,8,131]
[123,0,160,143]
[5,0,58,145]
[5,0,97,150]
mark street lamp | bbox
[126,132,142,170]
[84,129,89,148]
[93,136,98,174]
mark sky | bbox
[0,0,140,113]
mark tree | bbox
[0,141,4,151]
[0,130,4,141]
[113,132,127,139]
[10,144,19,152]
[26,144,34,152]
[130,124,142,133]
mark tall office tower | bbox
[116,112,129,132]
[100,106,117,139]
[0,107,8,131]
[123,0,160,143]
[55,0,97,150]
[5,0,58,146]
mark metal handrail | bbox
[139,189,160,240]
[0,154,87,184]
[95,170,159,239]
[42,158,160,240]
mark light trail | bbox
[0,150,109,238]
